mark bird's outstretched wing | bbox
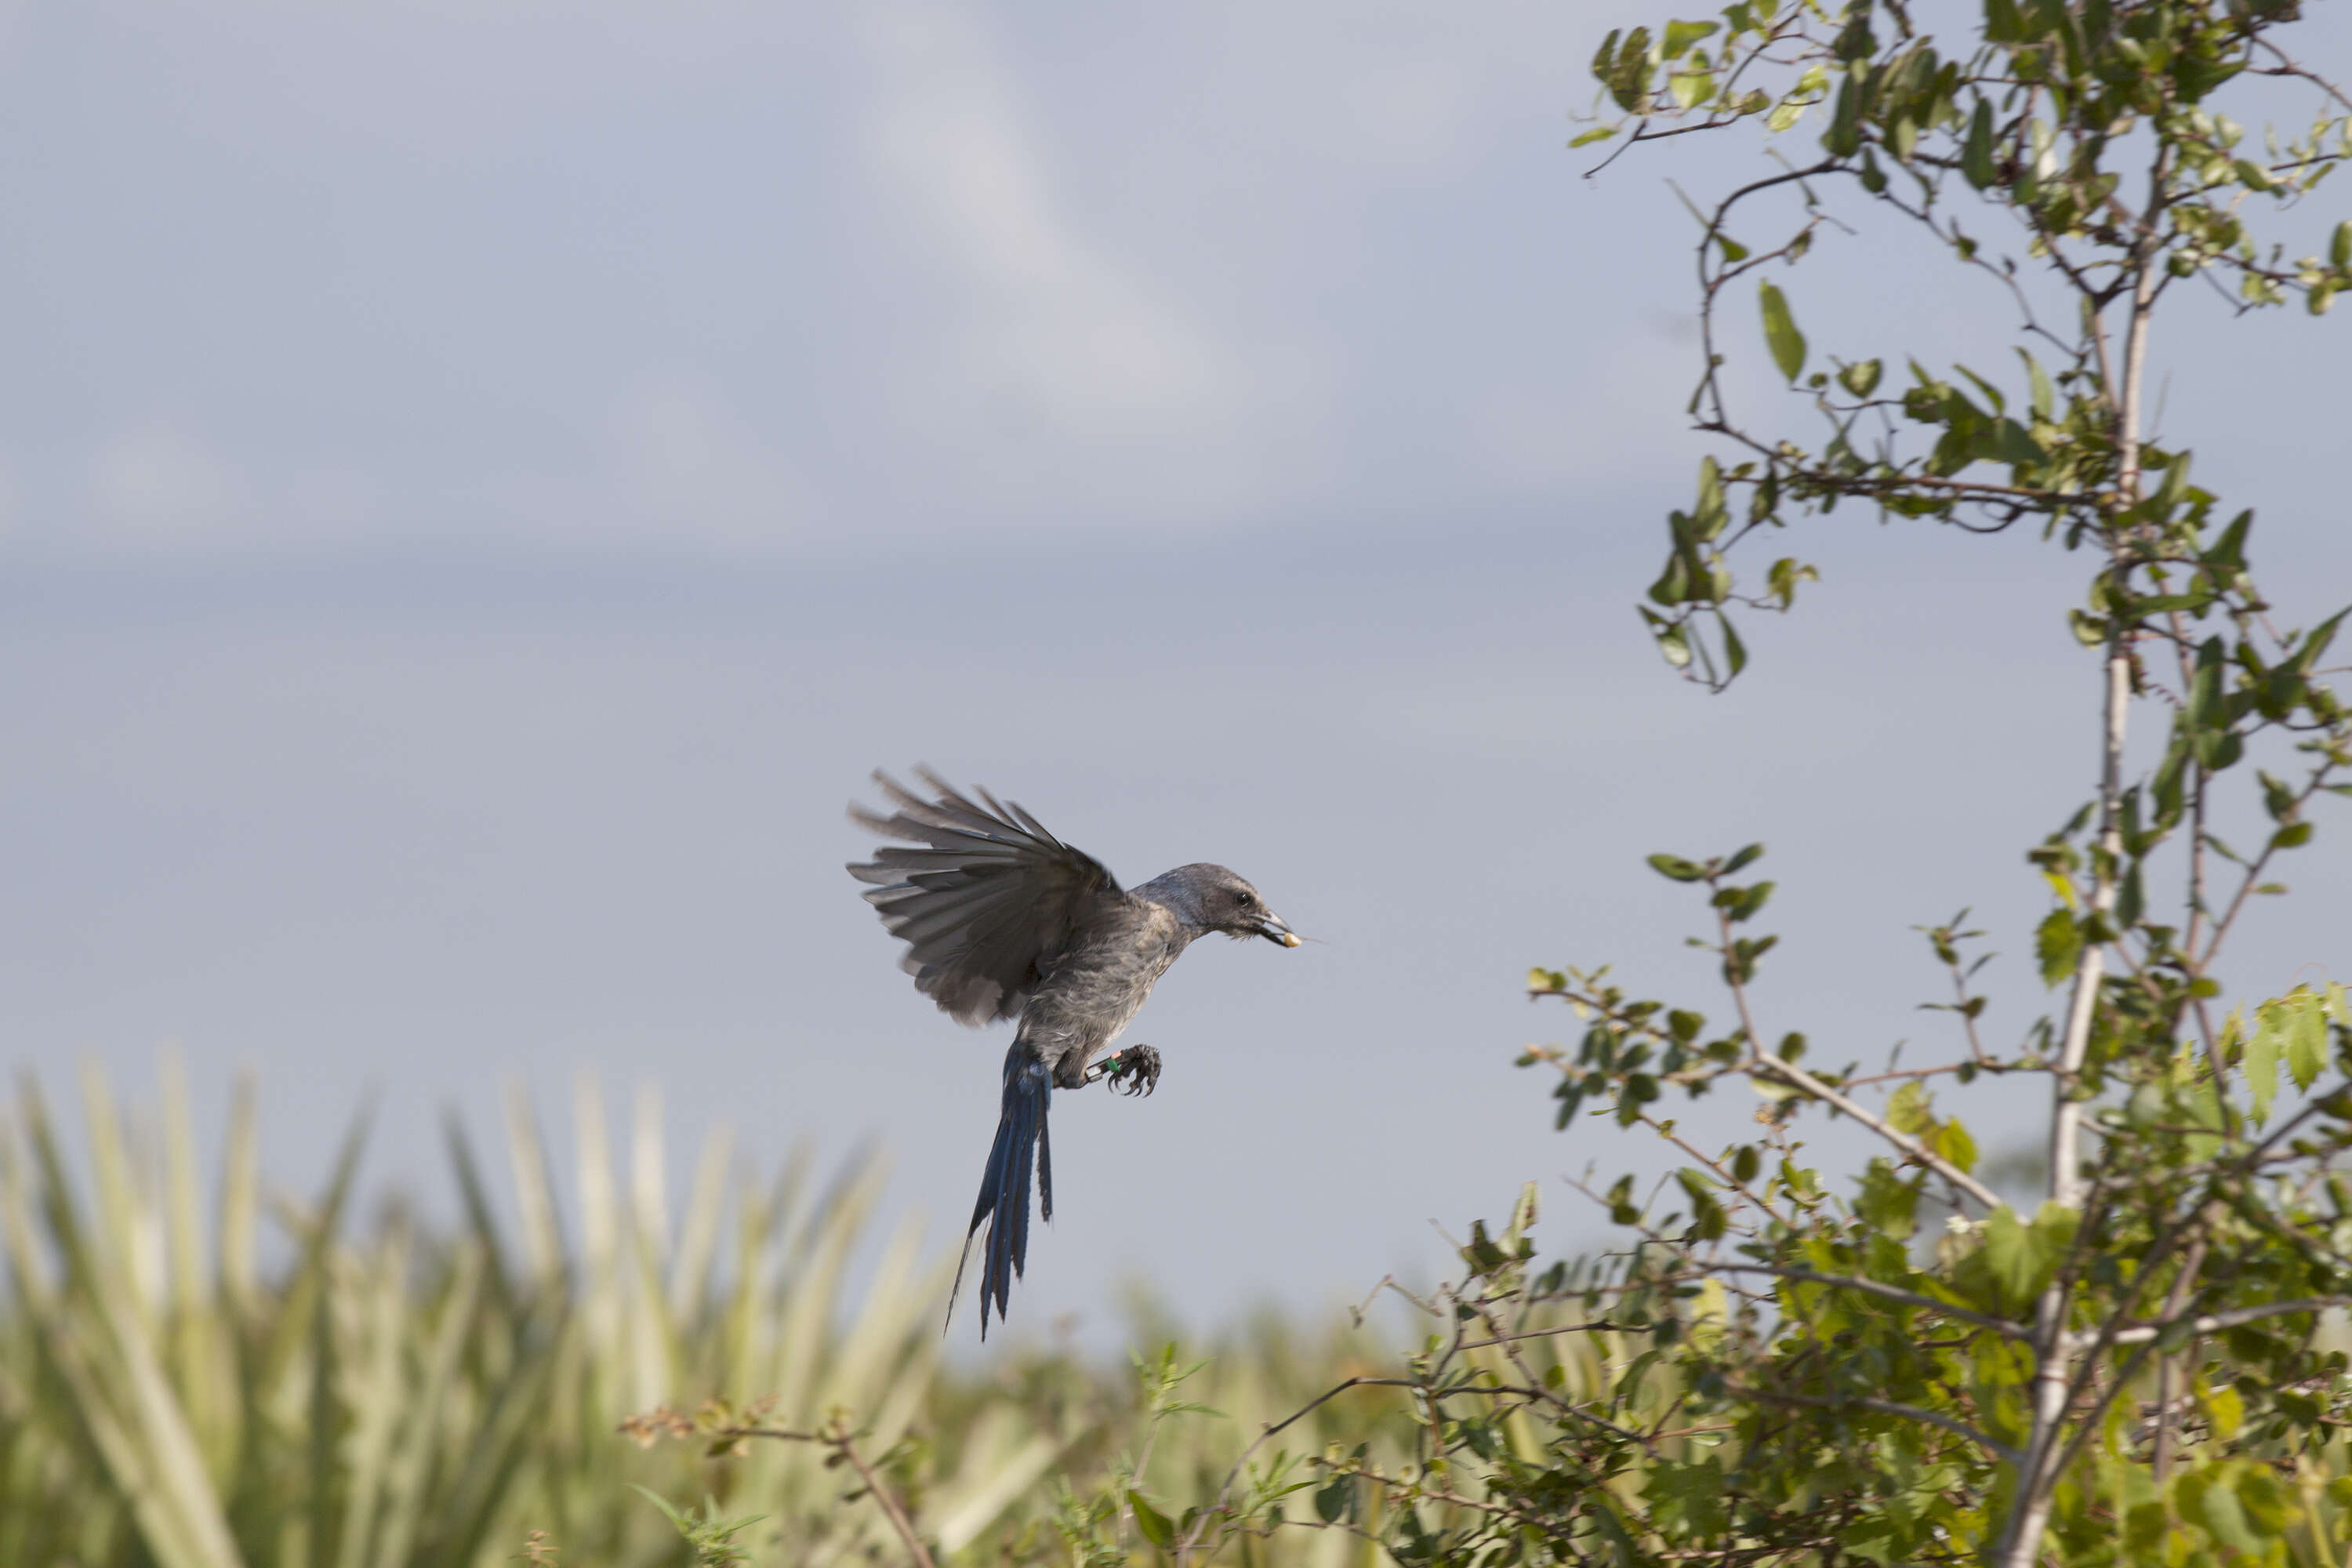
[848,768,1124,1025]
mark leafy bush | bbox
[1170,0,2352,1564]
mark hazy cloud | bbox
[87,426,249,543]
[854,0,1335,524]
[0,0,1805,557]
[607,372,819,547]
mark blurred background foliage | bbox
[0,1058,1424,1568]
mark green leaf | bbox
[2243,1008,2281,1125]
[1837,358,1882,397]
[1662,18,1719,55]
[1994,419,2045,466]
[2035,908,2082,988]
[1644,1456,1730,1537]
[2198,1382,2245,1443]
[2285,989,2329,1091]
[1722,843,1766,874]
[1712,879,1769,926]
[1766,557,1817,607]
[1962,100,1997,188]
[1886,1080,1932,1135]
[1954,362,2007,415]
[1980,1202,2076,1309]
[1129,1490,1176,1549]
[1825,75,1859,155]
[1758,280,1807,382]
[1858,145,1887,194]
[1568,125,1617,149]
[2192,1468,2263,1553]
[1979,1206,2038,1305]
[630,1484,692,1534]
[1936,1116,1979,1174]
[1589,27,1623,83]
[1646,853,1708,882]
[2204,508,2253,572]
[1602,27,1654,112]
[2018,349,2053,420]
[2292,608,2347,675]
[1640,607,1694,668]
[1649,542,1693,605]
[2333,220,2352,269]
[1692,456,1727,539]
[1887,113,1917,164]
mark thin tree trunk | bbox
[1995,144,2165,1568]
[1996,640,2129,1568]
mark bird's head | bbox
[1145,862,1300,946]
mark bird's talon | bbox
[1103,1045,1162,1097]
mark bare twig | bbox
[1455,1319,1634,1351]
[621,1409,936,1568]
[1746,1051,2001,1210]
[1730,1386,2021,1466]
[1709,1264,2027,1338]
[2109,1294,2339,1348]
[1174,1377,1411,1568]
[822,1425,938,1568]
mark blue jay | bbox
[849,769,1298,1338]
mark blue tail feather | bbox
[948,1045,1055,1340]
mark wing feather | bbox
[847,768,1124,1025]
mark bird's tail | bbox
[948,1044,1055,1340]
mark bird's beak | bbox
[1256,914,1301,948]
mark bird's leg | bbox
[1085,1045,1162,1097]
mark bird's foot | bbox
[1096,1045,1162,1097]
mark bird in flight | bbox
[848,768,1300,1338]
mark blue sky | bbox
[3,0,2349,1341]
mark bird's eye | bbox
[1236,891,1256,907]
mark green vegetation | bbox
[0,1062,1417,1566]
[1336,0,2352,1561]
